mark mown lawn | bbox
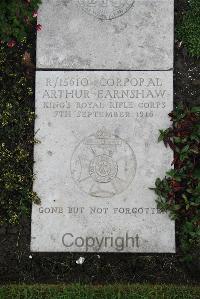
[0,284,199,299]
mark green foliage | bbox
[0,42,40,225]
[177,0,200,57]
[153,105,200,259]
[0,0,41,225]
[0,284,200,299]
[0,0,41,45]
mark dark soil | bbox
[1,217,200,284]
[0,0,200,285]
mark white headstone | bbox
[31,70,175,252]
[36,0,174,70]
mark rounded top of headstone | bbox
[78,0,135,20]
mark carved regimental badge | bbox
[78,0,135,20]
[71,128,137,198]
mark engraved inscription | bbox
[42,75,168,119]
[78,0,135,20]
[89,154,118,183]
[70,128,137,198]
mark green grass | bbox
[0,284,199,299]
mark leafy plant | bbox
[0,39,40,225]
[177,0,200,57]
[0,0,41,47]
[153,105,200,259]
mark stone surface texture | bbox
[36,0,174,70]
[31,70,175,252]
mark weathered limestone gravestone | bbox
[37,0,173,70]
[31,0,175,252]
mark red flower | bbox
[33,11,38,18]
[7,40,16,48]
[171,180,183,192]
[24,16,30,24]
[36,24,42,31]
